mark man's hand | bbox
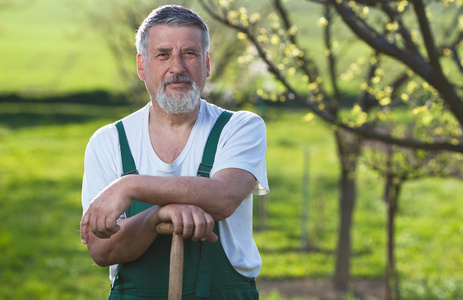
[80,177,134,244]
[155,204,218,243]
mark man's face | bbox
[137,24,210,114]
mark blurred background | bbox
[1,0,462,299]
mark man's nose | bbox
[169,54,186,74]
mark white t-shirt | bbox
[82,99,269,279]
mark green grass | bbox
[0,103,133,299]
[0,0,124,95]
[250,108,463,298]
[2,103,462,299]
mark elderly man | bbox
[80,5,268,299]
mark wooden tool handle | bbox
[156,222,175,235]
[156,222,183,300]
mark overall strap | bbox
[197,110,233,177]
[115,120,138,176]
[195,110,233,298]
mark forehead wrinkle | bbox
[147,25,204,51]
[153,47,202,55]
[154,47,173,53]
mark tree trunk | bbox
[386,178,402,300]
[333,167,357,290]
[385,174,393,300]
[384,141,402,300]
[333,130,361,290]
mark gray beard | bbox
[156,77,200,115]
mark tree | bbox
[198,0,463,290]
[363,126,463,299]
[199,0,367,289]
[199,0,463,148]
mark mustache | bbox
[162,75,193,86]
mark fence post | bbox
[301,148,310,252]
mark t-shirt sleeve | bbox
[211,111,269,195]
[81,124,121,213]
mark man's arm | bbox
[80,167,256,243]
[83,204,217,266]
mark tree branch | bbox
[410,0,463,126]
[323,4,340,115]
[199,0,463,153]
[438,7,463,74]
[410,0,444,86]
[273,0,323,88]
[328,0,433,82]
[381,3,420,56]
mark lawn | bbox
[0,0,124,95]
[1,102,462,299]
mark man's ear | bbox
[206,52,211,78]
[137,53,145,80]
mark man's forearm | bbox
[123,168,256,220]
[85,204,218,266]
[80,168,256,243]
[87,206,160,267]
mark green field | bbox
[1,102,463,299]
[0,0,126,95]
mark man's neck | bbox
[149,100,200,130]
[147,101,200,164]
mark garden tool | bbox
[156,222,183,300]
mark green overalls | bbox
[109,111,259,299]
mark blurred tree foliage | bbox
[363,124,463,298]
[198,0,463,293]
[81,0,261,108]
[199,0,463,152]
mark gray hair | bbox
[135,5,210,58]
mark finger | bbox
[181,212,195,239]
[96,217,118,239]
[80,212,90,244]
[170,210,184,236]
[89,209,98,238]
[106,216,120,235]
[206,232,218,243]
[96,216,108,238]
[95,216,116,239]
[191,213,206,241]
[202,214,215,242]
[105,219,121,239]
